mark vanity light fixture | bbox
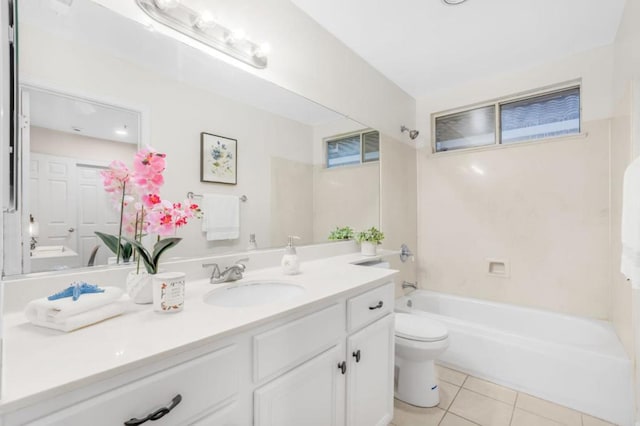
[136,0,269,69]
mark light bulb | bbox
[254,42,271,59]
[115,125,128,136]
[228,28,246,43]
[153,0,180,10]
[194,11,216,29]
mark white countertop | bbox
[1,252,398,413]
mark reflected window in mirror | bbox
[326,130,380,168]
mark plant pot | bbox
[126,270,154,304]
[360,241,377,256]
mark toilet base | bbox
[395,358,439,407]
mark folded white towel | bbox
[25,286,126,332]
[26,300,128,332]
[201,194,240,241]
[621,156,640,287]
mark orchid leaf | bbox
[95,231,132,262]
[123,237,181,274]
[151,238,182,271]
[123,237,154,274]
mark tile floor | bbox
[390,365,616,426]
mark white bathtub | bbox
[395,290,634,426]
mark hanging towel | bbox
[24,287,126,332]
[621,156,640,287]
[201,194,240,241]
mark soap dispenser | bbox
[281,236,301,275]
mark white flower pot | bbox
[360,241,377,256]
[126,271,154,304]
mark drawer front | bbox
[347,282,394,332]
[29,345,239,426]
[254,303,345,382]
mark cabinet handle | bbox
[368,301,384,310]
[338,361,347,375]
[124,394,182,425]
[352,350,361,363]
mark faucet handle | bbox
[234,257,249,269]
[202,262,221,278]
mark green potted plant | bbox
[356,227,384,256]
[328,226,355,241]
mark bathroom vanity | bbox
[0,253,397,426]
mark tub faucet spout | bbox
[401,281,417,291]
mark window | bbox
[433,85,580,153]
[326,130,379,168]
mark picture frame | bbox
[200,132,237,185]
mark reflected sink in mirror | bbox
[203,281,306,308]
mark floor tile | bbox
[440,412,479,426]
[582,414,615,426]
[438,381,460,410]
[392,399,445,426]
[436,364,468,386]
[448,389,513,426]
[463,376,517,405]
[516,393,581,426]
[511,408,564,426]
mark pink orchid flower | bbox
[132,148,166,194]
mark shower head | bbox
[401,125,420,140]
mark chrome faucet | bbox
[401,281,418,291]
[203,258,249,284]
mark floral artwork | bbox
[200,132,237,184]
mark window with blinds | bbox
[433,85,581,153]
[326,130,380,168]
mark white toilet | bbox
[394,313,449,407]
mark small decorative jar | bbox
[153,272,186,313]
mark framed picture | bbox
[200,132,237,185]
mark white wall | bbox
[20,24,315,258]
[380,134,417,297]
[93,0,416,141]
[312,163,380,242]
[415,45,615,319]
[610,0,640,412]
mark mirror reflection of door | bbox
[20,86,141,273]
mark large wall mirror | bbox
[4,0,381,276]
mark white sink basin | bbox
[203,281,305,307]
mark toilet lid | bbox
[395,313,448,342]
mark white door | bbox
[29,153,77,250]
[76,164,119,267]
[254,344,346,426]
[346,314,395,426]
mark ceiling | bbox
[27,88,140,144]
[291,0,627,98]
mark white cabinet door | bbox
[346,314,394,426]
[254,344,346,426]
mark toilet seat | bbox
[395,313,448,342]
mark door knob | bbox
[68,228,75,233]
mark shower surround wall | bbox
[415,44,615,321]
